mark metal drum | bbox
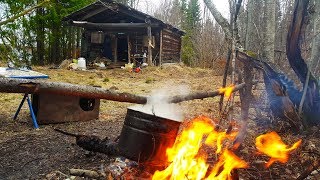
[118,107,181,164]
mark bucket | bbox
[118,107,181,164]
[77,57,86,70]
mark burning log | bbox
[0,77,250,104]
[168,82,256,103]
[54,129,120,156]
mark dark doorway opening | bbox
[103,35,113,60]
[117,36,128,62]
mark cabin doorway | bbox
[102,35,112,60]
[117,35,128,62]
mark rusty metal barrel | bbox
[118,107,181,164]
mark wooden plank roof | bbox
[63,0,184,35]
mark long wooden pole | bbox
[71,21,159,29]
[147,25,153,66]
[159,30,163,66]
[0,78,147,104]
[0,78,251,104]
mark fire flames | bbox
[218,85,235,98]
[152,116,247,180]
[255,131,302,168]
[152,117,302,180]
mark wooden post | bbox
[114,36,118,63]
[147,20,153,66]
[159,30,163,66]
[179,37,182,63]
[127,35,131,64]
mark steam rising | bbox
[129,85,189,122]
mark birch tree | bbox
[263,0,276,63]
[310,0,320,77]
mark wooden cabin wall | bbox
[81,30,104,62]
[128,30,160,65]
[161,29,181,63]
[81,29,165,65]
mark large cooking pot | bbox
[118,106,181,164]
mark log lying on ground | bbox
[54,129,120,156]
[69,169,104,179]
[0,78,250,104]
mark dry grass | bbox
[0,65,230,179]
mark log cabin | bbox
[63,0,184,66]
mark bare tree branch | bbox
[0,0,50,27]
[203,0,232,40]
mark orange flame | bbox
[207,149,248,180]
[255,131,302,168]
[152,116,248,180]
[219,85,235,98]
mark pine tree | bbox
[181,0,201,66]
[186,0,201,30]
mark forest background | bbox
[0,0,319,80]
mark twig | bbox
[296,159,320,180]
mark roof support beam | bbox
[80,7,107,21]
[71,21,159,29]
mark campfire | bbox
[148,85,302,179]
[151,116,301,180]
[54,85,304,180]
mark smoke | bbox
[129,84,190,122]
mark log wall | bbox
[161,29,182,63]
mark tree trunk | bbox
[36,1,46,66]
[36,5,45,65]
[263,0,276,63]
[203,0,232,40]
[51,24,61,65]
[240,0,256,119]
[310,0,320,77]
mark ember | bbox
[255,131,302,168]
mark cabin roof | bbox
[64,0,184,35]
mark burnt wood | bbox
[54,128,120,156]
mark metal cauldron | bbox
[118,106,181,163]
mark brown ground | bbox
[0,65,319,179]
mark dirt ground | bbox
[0,65,319,179]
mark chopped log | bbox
[69,168,104,179]
[54,129,120,156]
[0,78,250,104]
